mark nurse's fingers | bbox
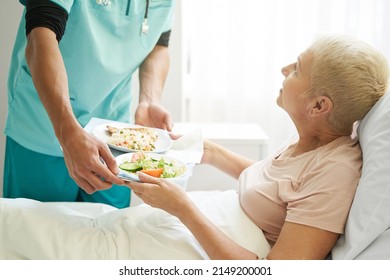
[72,161,124,193]
[164,114,173,132]
[168,132,184,142]
[72,176,98,194]
[99,146,120,174]
[80,167,127,194]
[93,155,125,186]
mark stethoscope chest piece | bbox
[142,0,150,34]
[142,19,149,34]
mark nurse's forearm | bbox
[25,27,81,143]
[138,45,170,104]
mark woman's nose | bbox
[281,65,289,76]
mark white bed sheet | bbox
[0,190,270,260]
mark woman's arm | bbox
[202,139,255,179]
[129,173,339,260]
[267,222,339,259]
[177,196,260,259]
[129,172,260,260]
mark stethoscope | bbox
[96,0,150,34]
[141,0,150,34]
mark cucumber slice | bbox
[119,161,142,172]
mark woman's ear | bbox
[311,96,332,116]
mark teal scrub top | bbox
[5,0,175,156]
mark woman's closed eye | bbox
[285,63,298,77]
[291,63,298,75]
[282,63,298,77]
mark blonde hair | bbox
[307,35,389,134]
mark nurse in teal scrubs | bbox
[3,0,176,208]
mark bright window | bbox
[181,0,390,151]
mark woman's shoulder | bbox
[315,135,362,175]
[322,135,361,158]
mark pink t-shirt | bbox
[239,136,361,245]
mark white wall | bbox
[0,1,24,197]
[0,2,184,197]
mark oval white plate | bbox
[92,123,172,154]
[115,152,188,182]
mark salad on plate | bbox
[116,152,187,181]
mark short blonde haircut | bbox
[307,35,389,135]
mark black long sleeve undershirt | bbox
[25,0,68,42]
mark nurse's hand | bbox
[60,127,125,194]
[135,101,173,131]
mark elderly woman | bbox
[129,35,389,260]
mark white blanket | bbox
[0,190,270,260]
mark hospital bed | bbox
[0,92,389,260]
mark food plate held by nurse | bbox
[92,123,173,153]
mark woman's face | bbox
[277,50,314,121]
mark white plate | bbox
[115,152,189,182]
[92,123,173,154]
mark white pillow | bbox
[332,92,390,259]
